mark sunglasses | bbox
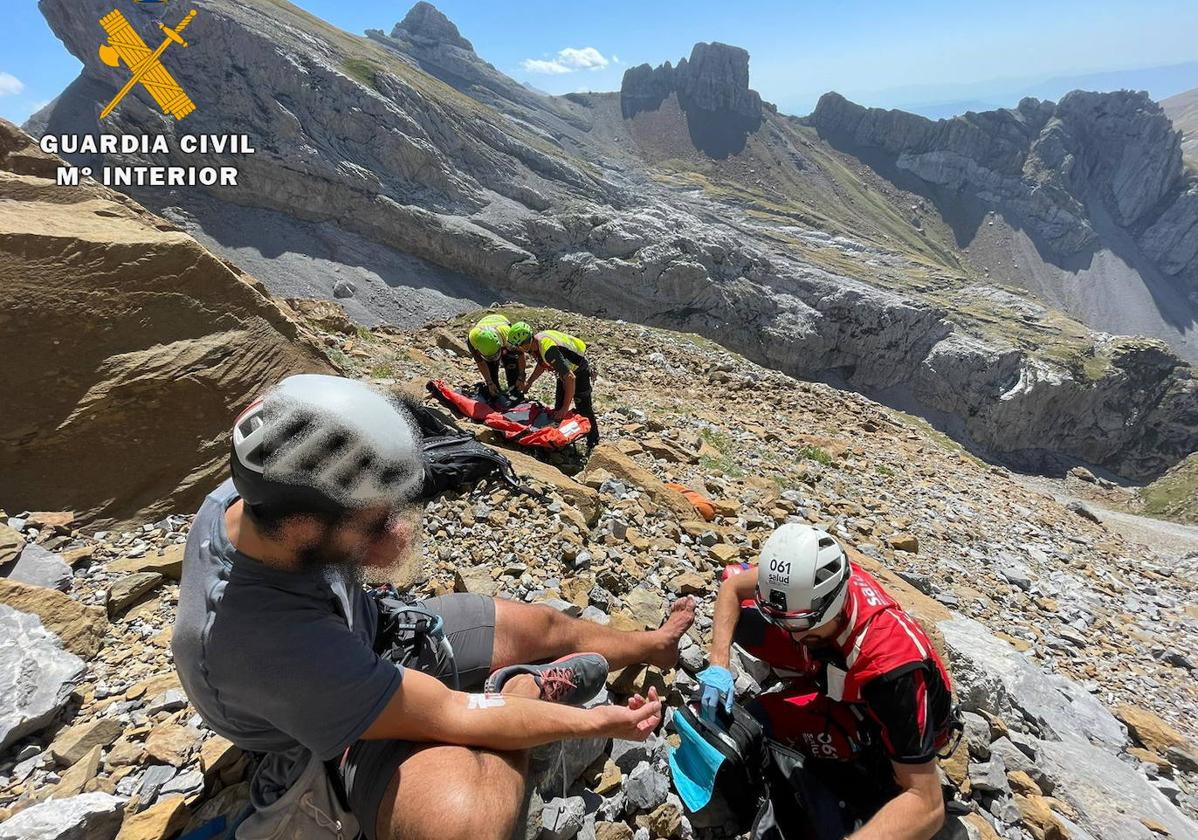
[757,576,848,633]
[758,602,827,633]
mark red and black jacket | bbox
[733,562,956,764]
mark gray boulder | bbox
[0,791,124,839]
[625,761,669,812]
[540,796,586,840]
[0,605,86,752]
[1036,734,1198,839]
[989,736,1050,794]
[6,544,72,591]
[611,733,665,773]
[961,712,991,759]
[967,756,1008,794]
[939,616,1126,748]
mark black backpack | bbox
[400,399,523,499]
[673,699,767,830]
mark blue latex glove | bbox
[696,665,735,722]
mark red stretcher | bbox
[426,379,591,450]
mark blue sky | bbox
[3,0,1197,124]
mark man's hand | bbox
[486,383,499,399]
[595,688,662,740]
[696,666,735,722]
[551,407,567,422]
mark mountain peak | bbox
[621,41,764,122]
[391,1,474,52]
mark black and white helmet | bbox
[230,374,423,516]
[755,523,851,632]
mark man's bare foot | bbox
[646,597,696,669]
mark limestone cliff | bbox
[808,91,1198,304]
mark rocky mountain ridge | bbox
[2,302,1196,840]
[30,0,1198,483]
[808,90,1198,306]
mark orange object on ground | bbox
[666,482,717,521]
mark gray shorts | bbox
[340,593,496,840]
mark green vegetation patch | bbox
[797,445,834,466]
[1138,453,1198,525]
[342,57,384,92]
[700,427,735,455]
[701,453,744,478]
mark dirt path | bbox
[1016,474,1198,564]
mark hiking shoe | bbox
[485,653,609,705]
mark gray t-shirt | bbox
[172,480,402,798]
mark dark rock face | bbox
[390,1,473,51]
[808,90,1198,304]
[677,42,762,119]
[619,62,676,118]
[621,42,763,123]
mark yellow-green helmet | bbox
[473,327,502,359]
[508,321,533,347]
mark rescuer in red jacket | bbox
[698,523,957,840]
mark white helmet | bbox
[755,523,850,632]
[230,374,424,515]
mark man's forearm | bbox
[848,786,944,840]
[708,587,742,668]
[525,364,546,389]
[430,693,607,752]
[364,670,620,752]
[473,356,495,388]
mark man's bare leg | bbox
[491,597,696,671]
[376,675,540,840]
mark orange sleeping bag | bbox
[665,483,717,521]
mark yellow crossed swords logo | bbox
[97,8,197,120]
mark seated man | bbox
[697,524,955,840]
[467,313,525,399]
[512,324,600,448]
[173,374,694,840]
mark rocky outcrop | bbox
[390,0,473,51]
[808,90,1198,302]
[0,120,334,526]
[0,605,85,753]
[620,41,763,121]
[366,1,593,143]
[0,792,124,839]
[944,617,1197,839]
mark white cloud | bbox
[521,47,611,75]
[557,47,609,71]
[612,55,621,64]
[521,58,571,75]
[0,72,24,97]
